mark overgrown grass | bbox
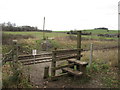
[2,62,33,88]
[82,49,118,67]
[3,31,69,39]
[81,48,118,88]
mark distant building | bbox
[118,1,120,30]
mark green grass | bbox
[82,29,118,34]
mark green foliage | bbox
[86,61,119,88]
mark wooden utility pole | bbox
[43,17,45,40]
[77,31,81,60]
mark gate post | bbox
[76,31,82,71]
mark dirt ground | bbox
[25,62,106,88]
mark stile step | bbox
[62,67,83,76]
[67,59,88,66]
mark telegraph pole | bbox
[43,17,45,40]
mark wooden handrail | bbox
[52,48,82,54]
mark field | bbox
[2,30,119,88]
[54,29,118,34]
[3,29,118,40]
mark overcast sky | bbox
[0,0,119,31]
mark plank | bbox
[67,59,88,66]
[62,67,83,76]
[18,53,52,59]
[49,73,68,81]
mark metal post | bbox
[89,43,93,67]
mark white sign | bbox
[32,49,37,55]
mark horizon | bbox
[1,22,118,31]
[0,0,119,31]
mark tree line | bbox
[1,22,52,32]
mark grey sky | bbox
[0,0,119,31]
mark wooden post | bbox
[89,43,93,67]
[51,50,56,77]
[77,31,81,60]
[12,40,18,62]
[44,66,49,79]
[76,31,82,71]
